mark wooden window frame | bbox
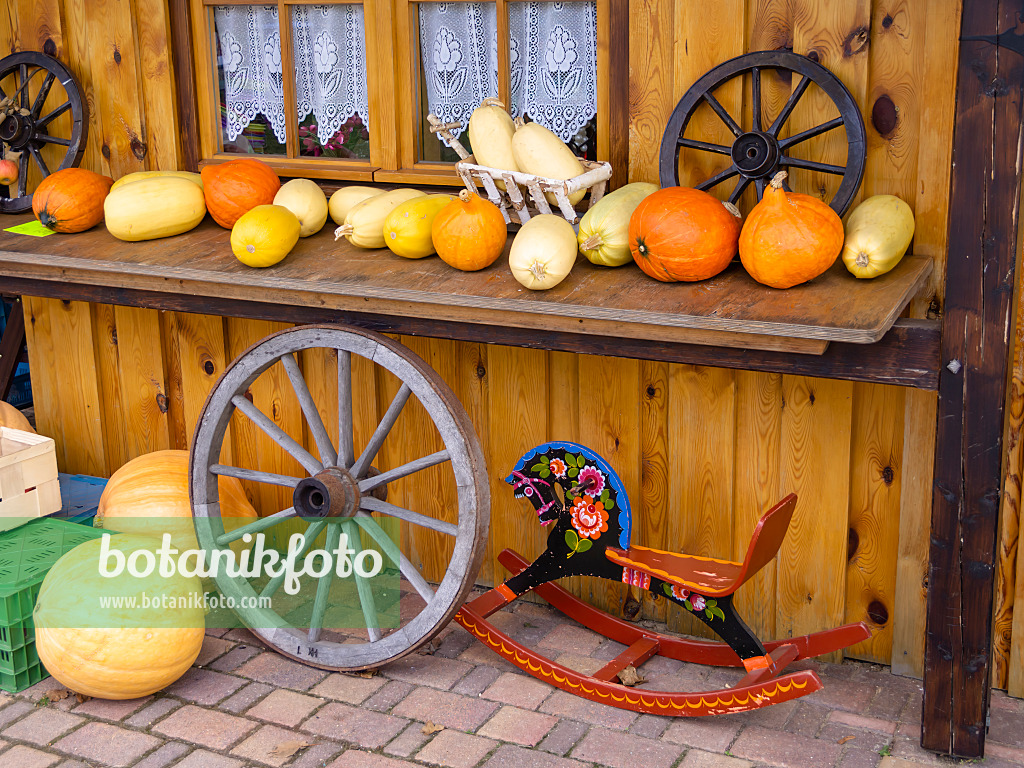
[180,0,628,185]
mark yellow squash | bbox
[578,182,659,266]
[104,176,207,242]
[841,194,915,279]
[468,98,518,189]
[111,170,203,192]
[384,193,457,258]
[328,186,382,225]
[231,204,301,267]
[274,178,328,237]
[335,188,426,249]
[511,121,585,205]
[509,214,578,290]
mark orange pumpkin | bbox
[738,171,845,289]
[32,168,114,233]
[628,186,742,282]
[431,190,507,271]
[201,159,281,229]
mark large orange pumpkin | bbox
[32,168,114,233]
[431,190,507,271]
[739,171,845,289]
[628,187,742,282]
[201,159,280,228]
[0,401,33,433]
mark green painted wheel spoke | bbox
[343,519,382,642]
[308,523,340,643]
[355,512,434,604]
[215,507,297,547]
[259,519,328,600]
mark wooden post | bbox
[0,297,25,401]
[168,0,200,172]
[922,0,1024,757]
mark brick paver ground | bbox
[1,599,1021,767]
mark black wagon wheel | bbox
[659,50,866,216]
[0,51,87,213]
[190,325,489,670]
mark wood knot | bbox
[882,14,893,29]
[882,465,895,485]
[843,26,870,57]
[808,391,816,405]
[102,144,111,159]
[475,364,486,379]
[806,49,821,63]
[113,46,122,65]
[622,596,642,621]
[156,393,168,413]
[867,600,889,626]
[848,527,859,560]
[130,137,147,161]
[203,358,215,376]
[43,38,56,57]
[646,385,656,398]
[872,95,898,137]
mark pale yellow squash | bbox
[511,121,586,206]
[468,98,518,189]
[509,214,578,290]
[841,194,916,279]
[335,188,426,249]
[231,204,301,267]
[328,186,382,225]
[578,182,659,266]
[274,178,329,237]
[384,193,457,259]
[111,170,203,192]
[34,534,205,699]
[104,176,207,242]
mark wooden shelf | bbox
[0,215,931,357]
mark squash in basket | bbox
[384,193,457,259]
[511,121,586,206]
[328,186,381,225]
[335,188,426,249]
[841,194,915,279]
[32,168,114,233]
[510,214,578,290]
[201,158,281,228]
[104,176,207,241]
[274,178,329,237]
[432,190,507,271]
[578,182,659,267]
[469,98,519,189]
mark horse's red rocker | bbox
[454,441,870,716]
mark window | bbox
[189,0,627,185]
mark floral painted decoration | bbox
[570,495,608,540]
[548,457,567,478]
[662,583,726,622]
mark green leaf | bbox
[712,607,726,621]
[705,608,714,619]
[574,454,584,467]
[531,463,546,473]
[576,539,593,553]
[568,468,578,478]
[684,600,693,611]
[565,453,577,467]
[538,456,549,465]
[662,583,673,597]
[540,468,550,478]
[603,497,615,510]
[707,599,717,608]
[565,530,579,548]
[600,489,609,501]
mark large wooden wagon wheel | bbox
[190,325,489,670]
[0,51,87,213]
[659,50,866,215]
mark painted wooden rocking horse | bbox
[454,441,871,716]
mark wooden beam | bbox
[168,0,200,171]
[922,0,1024,757]
[0,296,24,400]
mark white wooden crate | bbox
[0,427,61,532]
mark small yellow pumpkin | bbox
[274,178,329,237]
[384,193,457,259]
[841,194,915,279]
[231,204,301,268]
[509,214,578,290]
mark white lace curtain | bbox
[214,4,369,146]
[420,2,598,143]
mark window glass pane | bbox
[292,5,371,160]
[214,5,287,155]
[417,2,498,163]
[508,1,597,160]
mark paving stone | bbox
[71,695,151,721]
[0,745,61,768]
[18,681,81,711]
[174,749,246,768]
[132,741,191,768]
[540,690,636,731]
[678,750,754,768]
[864,686,913,721]
[837,748,883,768]
[290,740,346,768]
[436,627,477,660]
[628,714,669,739]
[453,666,502,697]
[806,679,878,714]
[817,723,890,753]
[221,682,274,714]
[985,742,1024,765]
[553,654,605,677]
[537,625,604,656]
[164,667,247,705]
[312,673,387,705]
[481,672,554,710]
[537,719,589,755]
[571,725,682,768]
[209,645,262,673]
[828,710,897,736]
[729,724,842,768]
[898,696,922,725]
[784,702,829,738]
[415,729,497,768]
[53,722,161,767]
[236,652,329,690]
[364,681,415,713]
[702,667,746,691]
[194,636,236,667]
[878,758,938,768]
[992,690,1021,712]
[723,699,798,730]
[0,700,35,728]
[886,738,950,766]
[124,698,181,728]
[247,688,325,727]
[55,760,91,768]
[384,722,431,758]
[894,723,918,739]
[637,666,710,695]
[152,704,257,750]
[592,640,629,662]
[302,702,408,749]
[392,688,499,732]
[992,706,1024,749]
[478,706,558,746]
[457,643,519,673]
[3,708,84,745]
[482,743,589,768]
[231,723,311,767]
[638,656,686,677]
[383,655,473,691]
[330,751,422,768]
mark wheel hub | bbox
[731,131,779,179]
[0,113,32,150]
[294,467,361,520]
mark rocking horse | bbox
[453,441,871,716]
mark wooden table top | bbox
[0,215,932,355]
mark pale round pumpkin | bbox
[273,178,329,237]
[34,533,204,699]
[509,214,578,289]
[0,401,33,432]
[231,204,301,268]
[97,449,257,551]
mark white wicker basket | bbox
[0,427,61,532]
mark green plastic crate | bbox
[0,518,108,692]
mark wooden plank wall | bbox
[15,0,1024,687]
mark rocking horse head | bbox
[505,441,632,552]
